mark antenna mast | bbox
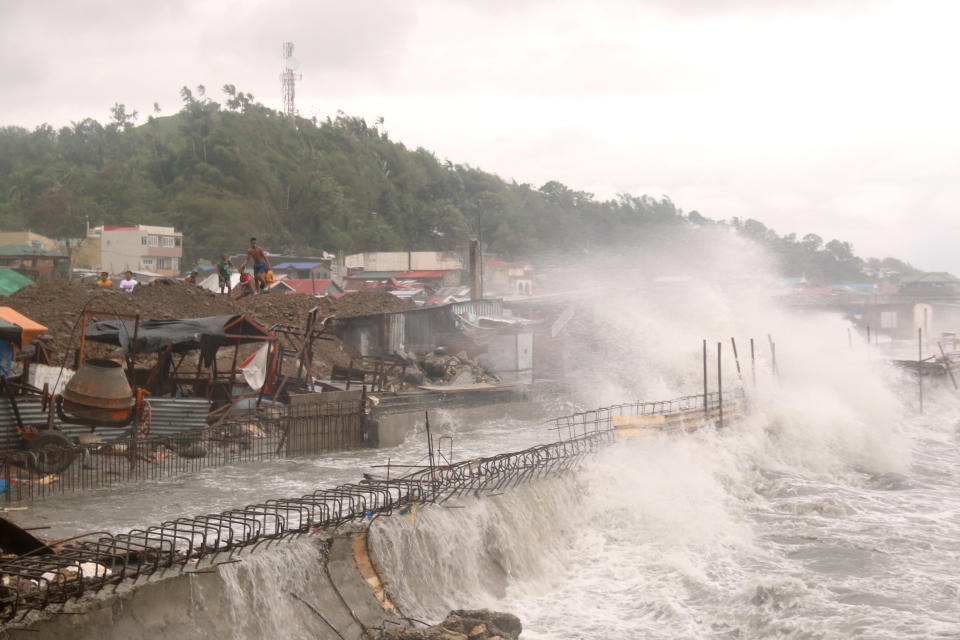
[280,42,301,117]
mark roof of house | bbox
[0,244,66,257]
[343,279,391,291]
[393,269,458,279]
[276,279,340,295]
[273,261,327,270]
[901,272,960,284]
[0,269,34,296]
[347,271,403,280]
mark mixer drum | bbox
[61,359,135,424]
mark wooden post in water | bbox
[938,342,958,391]
[717,341,724,429]
[767,334,778,378]
[425,410,435,471]
[731,337,743,383]
[702,339,708,418]
[918,328,923,414]
[750,338,756,387]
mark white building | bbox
[344,251,464,272]
[74,225,183,277]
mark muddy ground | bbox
[6,281,413,376]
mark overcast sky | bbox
[4,0,958,273]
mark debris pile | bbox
[8,280,240,355]
[374,610,522,640]
[5,282,413,375]
[399,349,500,389]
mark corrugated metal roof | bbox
[0,397,212,452]
[0,269,34,296]
[901,272,960,284]
[347,271,402,280]
[273,262,326,270]
[0,244,66,257]
[393,270,457,279]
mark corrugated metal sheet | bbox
[336,299,506,357]
[451,299,503,317]
[387,313,405,354]
[0,397,212,452]
[0,268,33,296]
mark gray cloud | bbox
[1,0,957,274]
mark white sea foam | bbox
[370,231,960,639]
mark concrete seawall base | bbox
[12,533,402,640]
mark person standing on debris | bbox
[119,271,137,291]
[96,271,112,287]
[239,237,270,294]
[217,253,233,294]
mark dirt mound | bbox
[8,280,241,356]
[5,283,412,372]
[236,293,332,330]
[326,290,414,317]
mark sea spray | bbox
[370,475,582,621]
[369,382,960,639]
[204,538,331,640]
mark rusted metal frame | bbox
[223,314,272,339]
[142,344,174,393]
[143,527,197,571]
[156,518,213,564]
[88,536,167,584]
[222,333,272,341]
[216,510,265,543]
[0,426,623,621]
[325,488,367,516]
[191,515,243,550]
[3,560,77,610]
[239,505,287,539]
[339,483,392,511]
[79,535,161,583]
[308,490,345,526]
[263,498,321,531]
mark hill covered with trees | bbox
[0,85,917,283]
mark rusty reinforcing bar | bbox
[0,391,741,622]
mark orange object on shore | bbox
[0,307,47,347]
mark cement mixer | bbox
[2,311,152,475]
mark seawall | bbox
[13,532,402,640]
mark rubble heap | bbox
[5,282,413,375]
[374,609,522,640]
[414,349,500,387]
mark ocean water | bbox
[13,284,960,639]
[370,386,960,639]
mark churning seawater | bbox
[370,385,960,639]
[14,362,960,639]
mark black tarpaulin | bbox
[83,315,266,366]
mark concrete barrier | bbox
[13,532,403,640]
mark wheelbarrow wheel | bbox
[27,431,77,475]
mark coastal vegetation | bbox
[0,85,917,282]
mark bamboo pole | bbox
[702,339,708,418]
[717,342,723,429]
[730,337,743,383]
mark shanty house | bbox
[0,245,70,281]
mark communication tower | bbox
[280,42,301,117]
